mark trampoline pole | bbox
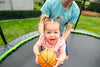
[0,26,7,45]
[44,0,46,3]
[74,0,86,30]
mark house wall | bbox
[0,0,5,3]
[12,0,33,10]
[89,0,100,2]
[0,0,11,10]
[0,0,34,10]
[95,0,100,2]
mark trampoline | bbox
[0,30,100,67]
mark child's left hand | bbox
[53,58,63,67]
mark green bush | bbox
[85,1,90,6]
[88,2,100,13]
[0,10,41,20]
[34,0,43,6]
[75,0,82,8]
[34,4,41,10]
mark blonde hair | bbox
[44,16,63,33]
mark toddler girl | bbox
[33,18,66,67]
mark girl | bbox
[33,18,66,67]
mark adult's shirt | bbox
[41,0,80,33]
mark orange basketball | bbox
[38,49,57,67]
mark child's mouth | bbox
[50,39,55,42]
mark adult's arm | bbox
[38,13,49,35]
[62,1,80,40]
[62,22,73,41]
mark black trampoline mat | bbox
[0,33,100,67]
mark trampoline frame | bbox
[0,30,100,62]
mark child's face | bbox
[44,22,61,45]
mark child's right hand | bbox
[35,56,39,64]
[35,53,40,64]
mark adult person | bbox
[38,0,80,65]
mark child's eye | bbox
[54,32,58,34]
[47,32,51,34]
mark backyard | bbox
[0,0,100,47]
[0,15,100,47]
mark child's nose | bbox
[51,33,55,36]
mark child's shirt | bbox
[38,34,66,54]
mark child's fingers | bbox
[35,61,39,64]
[35,58,39,64]
[54,61,60,67]
[53,66,57,67]
[37,53,40,56]
[55,58,64,67]
[56,57,62,61]
[56,58,60,61]
[55,58,64,66]
[53,64,58,67]
[35,56,39,64]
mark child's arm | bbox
[54,51,66,67]
[33,40,41,64]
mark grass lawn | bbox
[74,15,100,34]
[0,18,40,47]
[0,15,100,47]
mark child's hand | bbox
[53,58,63,67]
[35,53,40,64]
[53,66,57,67]
[35,56,39,64]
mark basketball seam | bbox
[46,49,52,67]
[39,52,47,64]
[47,49,48,63]
[50,53,57,66]
[50,59,56,65]
[48,51,54,65]
[39,49,52,67]
[50,53,57,65]
[39,49,55,67]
